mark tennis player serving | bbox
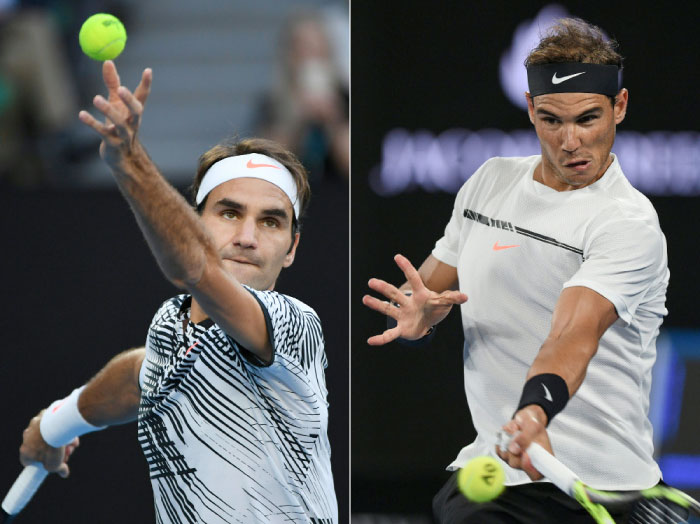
[18,60,338,522]
[364,18,669,523]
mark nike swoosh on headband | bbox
[551,71,586,84]
[247,159,281,170]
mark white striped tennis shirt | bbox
[138,288,337,523]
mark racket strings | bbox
[628,498,689,524]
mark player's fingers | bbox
[117,86,143,118]
[427,290,468,308]
[133,68,153,106]
[102,60,121,96]
[512,410,544,452]
[367,278,403,303]
[56,463,70,479]
[495,444,507,462]
[79,110,112,137]
[93,95,126,126]
[440,290,469,304]
[521,452,543,481]
[367,326,401,346]
[394,254,424,292]
[362,295,399,319]
[501,425,522,455]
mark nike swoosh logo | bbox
[542,383,553,402]
[247,159,281,169]
[493,241,519,251]
[552,71,586,84]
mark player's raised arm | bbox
[363,254,466,345]
[79,61,273,361]
[19,347,145,476]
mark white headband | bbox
[196,153,300,218]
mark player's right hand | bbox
[78,60,152,171]
[19,410,79,478]
[362,254,468,345]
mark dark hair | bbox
[190,137,311,242]
[526,18,623,106]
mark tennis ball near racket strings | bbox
[457,456,505,503]
[79,14,127,61]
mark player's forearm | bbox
[78,347,145,426]
[400,255,459,294]
[109,141,217,288]
[527,331,598,397]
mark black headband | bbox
[527,62,620,97]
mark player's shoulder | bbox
[589,157,662,229]
[462,155,537,187]
[150,294,188,326]
[455,155,538,201]
[245,287,321,322]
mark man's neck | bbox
[190,298,208,324]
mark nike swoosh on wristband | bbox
[551,71,586,84]
[542,383,553,402]
[247,159,281,169]
[493,241,519,251]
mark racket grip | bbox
[1,464,48,516]
[526,442,579,496]
[497,431,579,496]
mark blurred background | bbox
[0,0,348,522]
[352,1,700,522]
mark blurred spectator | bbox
[0,0,82,186]
[255,9,348,183]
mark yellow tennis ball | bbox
[457,456,505,503]
[79,13,127,61]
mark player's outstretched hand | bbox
[496,405,552,481]
[19,410,80,479]
[362,254,468,346]
[78,60,153,170]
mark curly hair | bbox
[525,18,623,69]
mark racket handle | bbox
[497,431,580,496]
[526,442,579,496]
[1,464,49,517]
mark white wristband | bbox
[39,386,105,447]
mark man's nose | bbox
[561,124,581,152]
[233,217,258,248]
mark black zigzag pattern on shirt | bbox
[138,293,335,523]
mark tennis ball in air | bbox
[457,456,505,503]
[79,14,127,61]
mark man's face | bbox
[200,177,299,291]
[527,89,628,191]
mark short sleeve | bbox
[432,179,471,267]
[563,219,667,325]
[243,287,326,371]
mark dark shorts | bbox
[432,471,631,524]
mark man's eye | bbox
[543,117,558,124]
[579,115,597,123]
[263,218,279,228]
[222,211,238,219]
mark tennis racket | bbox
[0,464,49,523]
[497,431,700,524]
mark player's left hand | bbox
[79,60,152,170]
[496,404,552,480]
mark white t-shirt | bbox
[432,154,669,490]
[138,289,337,523]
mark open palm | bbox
[362,254,468,345]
